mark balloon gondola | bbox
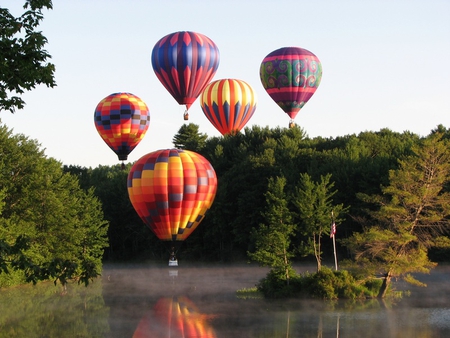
[200,78,257,136]
[94,92,150,168]
[260,47,322,128]
[151,31,220,120]
[127,149,217,265]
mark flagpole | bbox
[331,211,338,271]
[332,232,338,271]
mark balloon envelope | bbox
[94,92,150,161]
[260,47,322,120]
[127,149,217,242]
[200,78,257,136]
[151,31,220,112]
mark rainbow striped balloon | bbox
[200,79,257,135]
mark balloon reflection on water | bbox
[133,295,217,338]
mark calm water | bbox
[1,263,449,337]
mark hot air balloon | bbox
[94,92,150,166]
[200,78,257,136]
[259,47,322,128]
[127,149,217,265]
[151,31,220,120]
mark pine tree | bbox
[172,123,207,151]
[248,176,296,284]
[293,173,348,272]
[343,133,450,298]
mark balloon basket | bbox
[169,259,178,267]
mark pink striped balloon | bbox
[260,47,322,121]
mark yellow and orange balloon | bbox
[200,78,257,135]
[127,149,217,244]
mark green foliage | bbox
[79,164,162,261]
[428,236,450,261]
[293,173,349,271]
[256,268,300,298]
[196,125,417,262]
[0,1,56,112]
[172,123,208,151]
[248,176,296,282]
[0,124,108,287]
[0,280,109,337]
[300,267,380,299]
[342,133,450,296]
[235,286,263,299]
[257,266,381,299]
[4,119,446,284]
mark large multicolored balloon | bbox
[94,92,150,162]
[200,78,257,136]
[260,47,322,124]
[151,31,220,119]
[127,149,217,244]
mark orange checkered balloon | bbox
[127,149,217,242]
[94,92,150,162]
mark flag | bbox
[330,222,336,238]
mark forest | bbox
[85,124,450,261]
[2,121,450,297]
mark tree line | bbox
[0,124,108,287]
[2,121,450,294]
[73,123,450,271]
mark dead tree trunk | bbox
[377,272,392,298]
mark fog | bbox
[101,263,450,337]
[1,263,450,337]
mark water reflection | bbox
[1,264,450,337]
[133,296,217,338]
[0,280,109,337]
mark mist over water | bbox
[1,263,450,337]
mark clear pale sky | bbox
[1,0,449,168]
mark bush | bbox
[256,269,300,298]
[257,266,381,299]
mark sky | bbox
[1,0,449,168]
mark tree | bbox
[293,173,348,272]
[248,176,296,284]
[343,133,450,298]
[0,124,108,287]
[0,1,56,113]
[172,123,207,151]
[85,164,161,261]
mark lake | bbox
[1,263,449,337]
